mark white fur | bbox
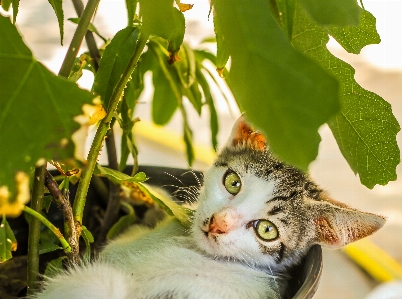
[34,218,280,299]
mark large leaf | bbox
[139,0,185,55]
[292,6,400,188]
[212,0,340,171]
[93,27,139,110]
[94,165,193,227]
[299,0,360,27]
[48,0,64,44]
[326,9,380,54]
[0,16,94,202]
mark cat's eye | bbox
[249,219,278,241]
[223,171,242,195]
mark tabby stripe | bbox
[277,242,286,263]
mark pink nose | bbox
[208,208,240,234]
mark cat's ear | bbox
[310,194,386,249]
[227,115,266,150]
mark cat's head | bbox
[192,116,385,272]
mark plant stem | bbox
[59,0,101,77]
[95,129,121,248]
[44,171,79,262]
[23,205,72,254]
[71,0,101,70]
[73,33,149,229]
[26,165,46,296]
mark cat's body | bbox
[38,218,281,299]
[33,117,385,299]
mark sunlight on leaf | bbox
[299,0,360,27]
[292,4,400,188]
[326,9,380,54]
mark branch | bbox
[23,205,72,254]
[95,129,121,248]
[26,165,46,296]
[44,171,79,262]
[72,33,149,234]
[71,0,101,70]
[59,0,101,77]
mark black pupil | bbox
[265,226,273,233]
[231,180,239,187]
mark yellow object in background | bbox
[343,238,402,282]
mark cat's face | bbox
[192,116,385,272]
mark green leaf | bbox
[107,213,136,239]
[0,16,95,201]
[274,0,296,39]
[299,0,360,27]
[11,0,19,23]
[39,242,62,255]
[139,0,185,54]
[212,0,340,170]
[93,26,139,110]
[326,9,380,54]
[48,0,64,44]
[68,18,107,43]
[292,4,400,188]
[0,216,17,263]
[1,0,19,23]
[42,195,53,213]
[174,43,196,88]
[136,183,194,228]
[1,0,12,10]
[148,41,181,125]
[69,53,93,82]
[182,81,202,115]
[95,165,193,227]
[182,120,195,167]
[81,225,94,260]
[44,256,66,278]
[125,0,139,27]
[195,66,219,150]
[152,69,179,125]
[95,164,147,184]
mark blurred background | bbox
[2,1,402,298]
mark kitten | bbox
[33,116,385,299]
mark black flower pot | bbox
[0,166,322,298]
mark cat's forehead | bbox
[215,146,318,197]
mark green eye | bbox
[223,171,242,195]
[255,220,278,241]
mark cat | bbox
[33,116,386,299]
